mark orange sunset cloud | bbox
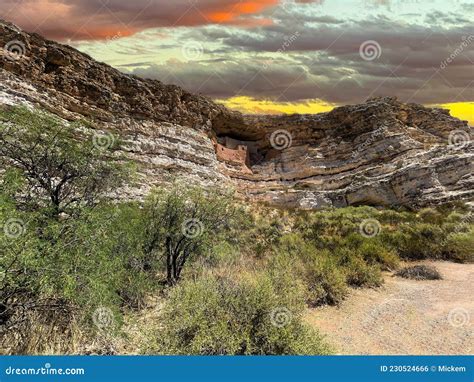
[0,0,279,41]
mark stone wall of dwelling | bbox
[224,136,259,155]
[215,143,249,166]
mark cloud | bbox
[129,15,474,105]
[0,0,279,40]
[2,0,472,108]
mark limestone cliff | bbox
[1,20,472,208]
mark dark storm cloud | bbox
[132,15,473,105]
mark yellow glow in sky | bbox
[218,96,335,115]
[436,103,474,126]
[220,97,473,126]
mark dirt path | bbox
[306,261,473,355]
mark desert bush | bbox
[444,211,466,225]
[395,265,442,280]
[277,234,386,303]
[417,208,444,224]
[151,274,331,355]
[343,234,399,271]
[0,199,154,354]
[385,223,446,260]
[443,229,474,263]
[142,185,235,285]
[304,254,348,306]
[344,256,383,287]
[0,106,130,217]
[377,209,414,225]
[333,247,383,287]
[277,234,346,305]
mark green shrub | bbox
[0,201,155,353]
[277,234,348,306]
[344,256,383,287]
[0,106,130,216]
[444,212,466,225]
[304,253,348,306]
[378,209,414,225]
[334,248,383,287]
[386,223,446,260]
[344,234,399,270]
[151,275,331,355]
[358,239,399,271]
[444,229,474,263]
[417,208,444,224]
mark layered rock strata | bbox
[1,20,472,208]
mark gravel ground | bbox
[306,261,473,355]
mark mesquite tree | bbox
[143,186,234,286]
[0,106,127,216]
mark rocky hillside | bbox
[1,19,473,208]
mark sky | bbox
[1,0,473,124]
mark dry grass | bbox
[1,310,83,355]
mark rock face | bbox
[1,19,473,208]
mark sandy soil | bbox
[306,261,473,355]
